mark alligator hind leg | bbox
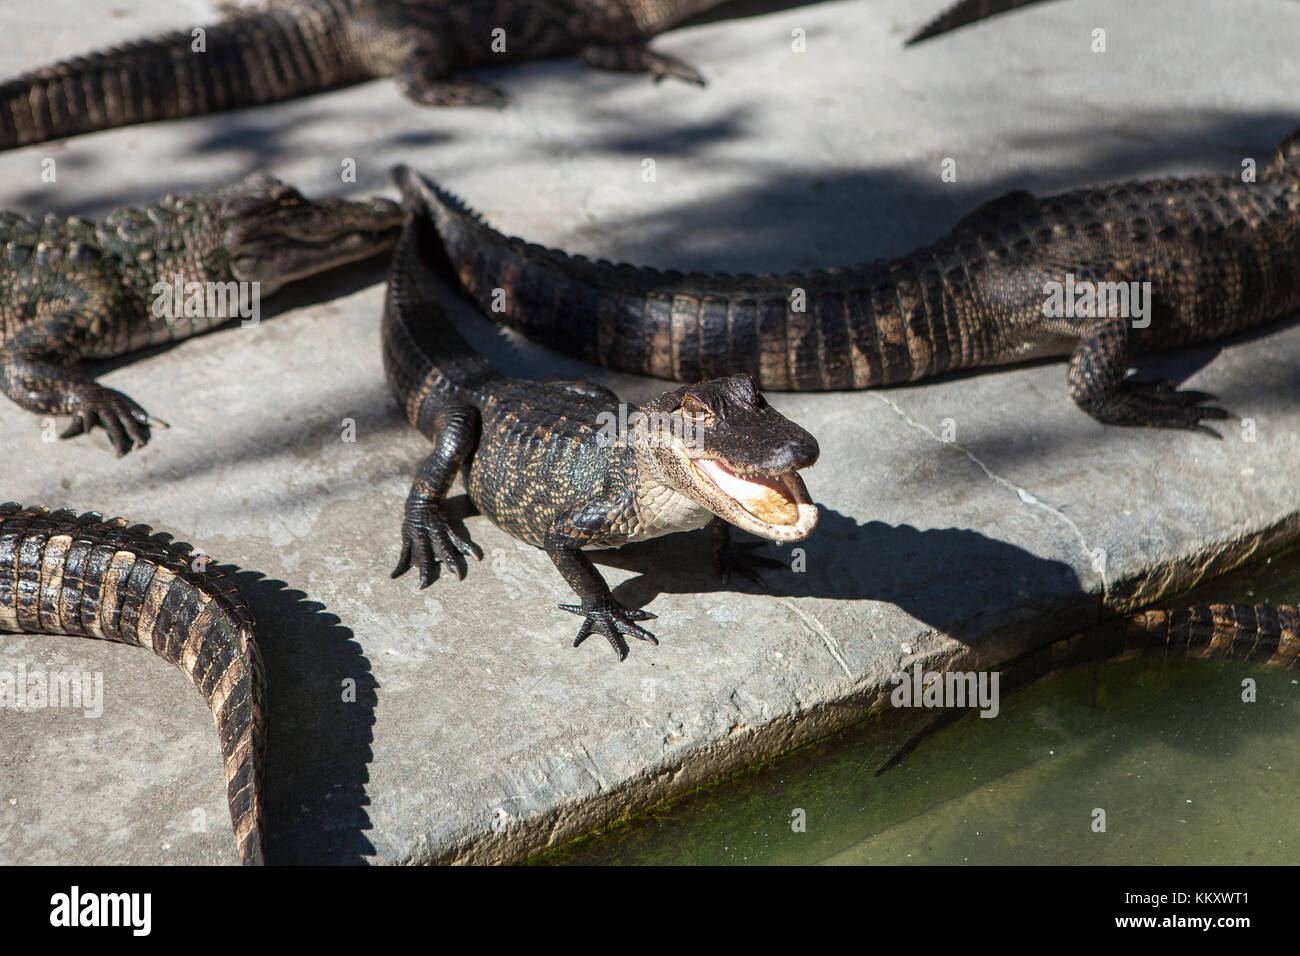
[392,399,484,586]
[0,316,159,456]
[1067,313,1229,435]
[579,44,706,86]
[393,49,507,107]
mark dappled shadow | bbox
[217,564,379,865]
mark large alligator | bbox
[384,165,819,659]
[0,0,732,151]
[877,601,1300,774]
[0,174,398,455]
[0,503,267,864]
[412,125,1300,434]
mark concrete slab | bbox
[1,0,1298,864]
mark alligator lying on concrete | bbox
[411,126,1300,434]
[0,174,399,455]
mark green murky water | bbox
[534,555,1300,865]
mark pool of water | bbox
[533,553,1300,865]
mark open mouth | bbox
[688,457,818,539]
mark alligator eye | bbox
[681,394,712,419]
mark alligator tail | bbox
[383,165,501,423]
[0,7,355,150]
[877,602,1300,775]
[0,503,267,864]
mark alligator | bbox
[876,601,1300,773]
[0,174,399,455]
[0,0,732,151]
[0,503,267,865]
[384,165,820,659]
[412,125,1300,434]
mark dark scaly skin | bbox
[0,174,400,455]
[0,503,267,865]
[416,126,1300,434]
[877,602,1300,774]
[0,0,722,151]
[385,165,820,659]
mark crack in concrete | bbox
[779,597,855,678]
[869,392,1110,596]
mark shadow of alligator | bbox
[216,565,379,865]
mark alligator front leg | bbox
[578,44,706,85]
[1067,313,1230,435]
[546,498,657,660]
[392,400,484,585]
[0,317,160,456]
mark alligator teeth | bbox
[692,458,799,525]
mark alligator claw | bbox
[391,505,481,587]
[1084,377,1230,437]
[1118,378,1231,436]
[61,385,161,456]
[578,44,706,87]
[558,601,658,660]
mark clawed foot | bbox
[558,599,658,661]
[61,385,164,456]
[579,44,706,86]
[713,540,784,586]
[391,504,482,587]
[1097,378,1230,436]
[395,55,508,107]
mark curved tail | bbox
[0,7,354,150]
[0,503,267,865]
[382,165,501,427]
[877,602,1300,775]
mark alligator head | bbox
[219,174,401,293]
[636,374,820,542]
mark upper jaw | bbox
[230,229,397,288]
[225,196,401,286]
[684,454,819,542]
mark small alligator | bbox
[385,165,819,659]
[0,0,727,151]
[415,125,1300,434]
[0,174,399,455]
[877,601,1300,774]
[0,503,267,865]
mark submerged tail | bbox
[0,6,356,150]
[877,602,1300,775]
[0,504,267,864]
